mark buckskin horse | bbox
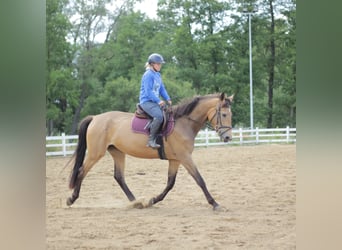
[67,92,233,210]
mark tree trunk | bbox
[267,0,275,128]
[71,82,87,134]
[47,120,53,136]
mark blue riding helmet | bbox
[148,53,165,64]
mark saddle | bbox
[134,104,171,132]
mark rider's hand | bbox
[168,100,172,106]
[159,100,165,107]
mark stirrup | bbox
[146,140,160,149]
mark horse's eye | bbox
[222,114,227,118]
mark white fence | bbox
[46,126,296,157]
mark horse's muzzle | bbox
[217,127,232,143]
[223,135,231,142]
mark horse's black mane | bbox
[172,94,221,119]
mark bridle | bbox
[207,104,232,137]
[184,99,232,137]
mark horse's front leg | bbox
[148,160,180,207]
[182,157,220,210]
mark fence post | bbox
[205,127,209,147]
[286,126,290,143]
[256,127,259,144]
[62,133,66,157]
[239,127,243,145]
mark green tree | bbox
[46,0,74,135]
[46,0,296,134]
[65,0,110,133]
[231,0,296,128]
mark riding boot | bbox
[147,118,162,149]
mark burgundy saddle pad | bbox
[131,116,174,136]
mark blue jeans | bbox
[140,102,163,123]
[140,101,163,127]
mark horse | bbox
[67,92,234,210]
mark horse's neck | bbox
[184,98,218,134]
[192,98,218,122]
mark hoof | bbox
[148,197,155,207]
[213,203,220,211]
[129,199,149,209]
[132,202,144,209]
[213,205,228,212]
[66,197,74,206]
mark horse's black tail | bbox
[69,116,93,189]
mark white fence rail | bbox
[46,126,296,157]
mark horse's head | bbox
[208,92,234,142]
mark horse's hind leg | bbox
[108,147,136,201]
[148,160,180,207]
[67,170,83,206]
[67,153,104,206]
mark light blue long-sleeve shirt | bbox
[139,69,170,104]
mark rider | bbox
[139,53,172,149]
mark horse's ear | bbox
[227,94,234,103]
[220,92,226,101]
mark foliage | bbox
[46,0,75,134]
[46,0,296,135]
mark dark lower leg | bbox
[114,168,136,201]
[193,171,219,209]
[67,176,83,206]
[149,174,177,206]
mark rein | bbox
[186,116,203,125]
